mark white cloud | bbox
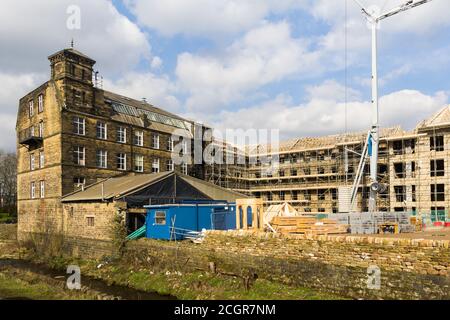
[310,0,450,67]
[151,56,163,70]
[125,0,306,37]
[0,0,150,76]
[305,80,361,101]
[104,72,181,113]
[176,21,321,112]
[311,0,449,34]
[0,0,152,150]
[211,81,448,141]
[355,64,413,87]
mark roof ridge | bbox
[117,171,174,198]
[432,105,450,123]
[178,173,247,197]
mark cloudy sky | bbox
[1,0,449,151]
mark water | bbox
[0,259,176,300]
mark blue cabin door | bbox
[213,211,227,230]
[247,206,253,227]
[239,207,243,228]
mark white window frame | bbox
[167,159,174,172]
[167,136,174,152]
[74,177,86,188]
[117,126,127,144]
[134,131,144,147]
[97,122,107,140]
[40,181,45,199]
[182,141,188,155]
[29,100,34,117]
[155,211,167,225]
[39,151,45,168]
[74,146,86,166]
[181,163,188,175]
[152,134,160,149]
[30,154,35,171]
[39,121,44,138]
[31,182,36,199]
[38,95,44,113]
[152,158,160,173]
[74,117,86,136]
[96,150,108,169]
[117,153,127,171]
[134,155,144,172]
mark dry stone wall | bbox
[126,231,449,300]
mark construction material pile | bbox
[270,216,349,235]
[329,212,414,234]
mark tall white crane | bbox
[351,0,434,212]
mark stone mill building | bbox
[16,47,210,243]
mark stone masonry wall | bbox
[61,202,119,241]
[125,231,449,300]
[0,224,17,241]
[14,226,449,299]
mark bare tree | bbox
[0,150,17,215]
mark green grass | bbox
[0,213,16,224]
[0,272,95,300]
[81,262,345,300]
[27,254,347,301]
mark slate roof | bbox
[62,172,248,203]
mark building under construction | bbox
[205,105,450,219]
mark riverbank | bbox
[0,268,97,300]
[4,221,450,299]
[0,240,344,300]
[29,253,344,300]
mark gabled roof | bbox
[177,174,247,201]
[417,105,450,129]
[245,127,406,155]
[62,172,248,203]
[62,172,171,202]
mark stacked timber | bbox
[270,216,349,235]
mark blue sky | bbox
[0,0,449,151]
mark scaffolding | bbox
[205,108,450,218]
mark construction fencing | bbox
[328,212,414,234]
[422,210,448,223]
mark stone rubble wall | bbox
[0,224,17,241]
[12,227,449,300]
[126,231,449,300]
